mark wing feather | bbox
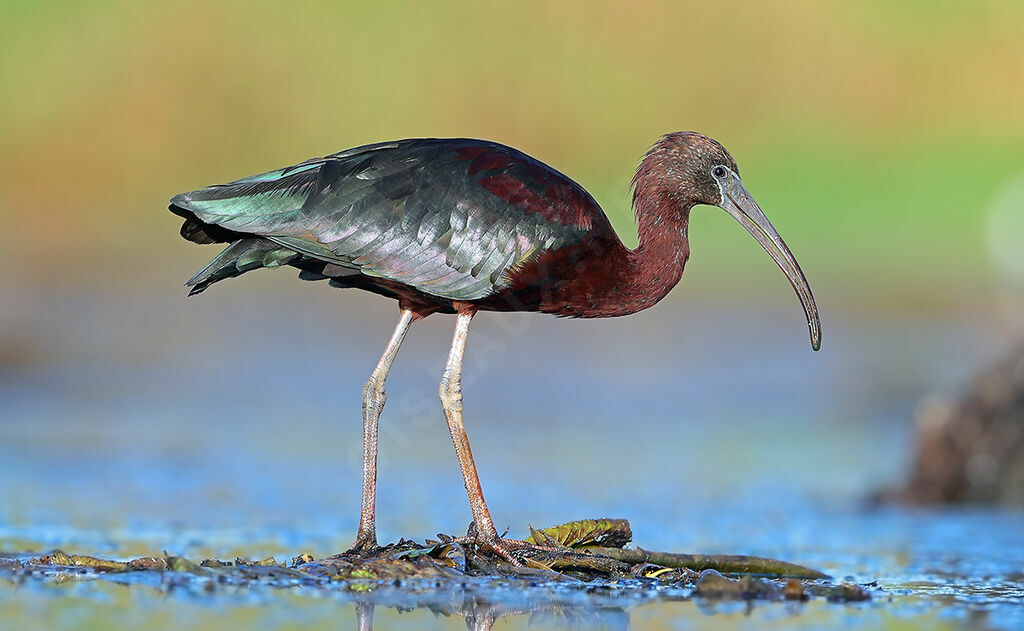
[171,138,611,300]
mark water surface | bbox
[2,284,1021,629]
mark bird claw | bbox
[339,532,379,557]
[477,537,525,567]
[452,533,558,567]
[451,535,521,566]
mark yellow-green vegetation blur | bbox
[2,1,1022,311]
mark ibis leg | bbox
[439,313,527,564]
[349,309,414,552]
[354,601,374,631]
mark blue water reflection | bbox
[1,284,1021,629]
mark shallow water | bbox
[1,283,1022,629]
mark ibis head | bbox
[638,132,821,351]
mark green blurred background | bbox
[4,3,1024,628]
[2,0,1023,315]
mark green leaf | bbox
[525,519,632,549]
[165,556,205,573]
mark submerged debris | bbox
[583,547,829,579]
[36,551,128,572]
[693,570,781,599]
[5,519,864,607]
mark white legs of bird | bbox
[348,309,531,563]
[439,312,525,564]
[350,308,414,552]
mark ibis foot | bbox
[339,532,379,557]
[453,527,559,567]
[453,534,527,567]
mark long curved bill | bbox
[717,171,822,351]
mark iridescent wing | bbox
[172,138,611,299]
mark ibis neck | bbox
[579,189,690,318]
[618,192,691,315]
[539,179,692,319]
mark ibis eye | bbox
[712,165,727,178]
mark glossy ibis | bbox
[170,132,821,562]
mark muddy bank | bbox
[2,519,869,623]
